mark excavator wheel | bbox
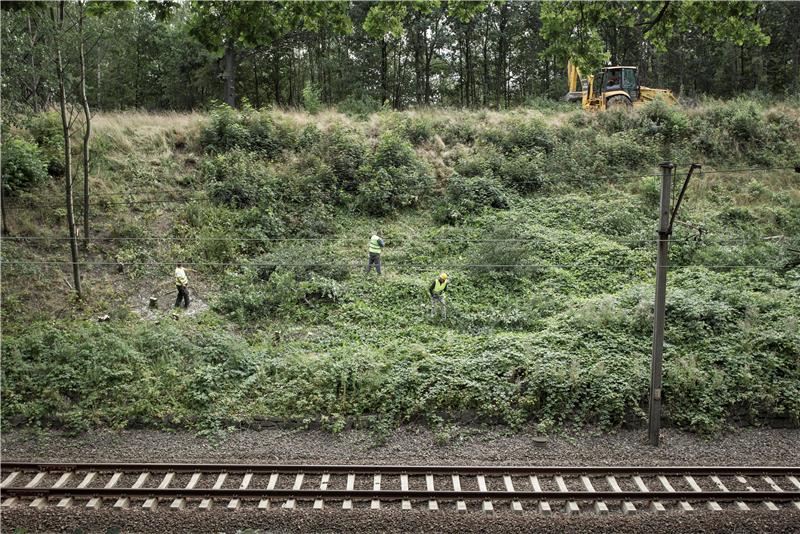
[606,95,632,111]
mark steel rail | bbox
[2,462,799,475]
[2,487,799,501]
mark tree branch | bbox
[637,1,670,35]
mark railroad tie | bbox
[658,475,693,512]
[257,473,279,510]
[199,473,227,510]
[0,471,20,489]
[227,473,252,510]
[342,473,355,510]
[787,476,800,511]
[476,475,494,513]
[400,474,412,510]
[503,475,523,513]
[282,473,304,510]
[115,472,150,509]
[763,476,794,511]
[555,476,579,514]
[170,472,200,510]
[632,476,665,513]
[1,471,37,508]
[87,472,122,509]
[451,474,467,513]
[143,472,174,510]
[529,475,551,514]
[369,474,381,510]
[59,472,96,508]
[581,475,608,514]
[606,475,636,514]
[313,473,331,510]
[710,475,748,511]
[685,476,721,511]
[426,474,439,512]
[736,475,778,511]
[29,472,71,509]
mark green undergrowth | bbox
[1,100,799,437]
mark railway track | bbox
[2,463,799,514]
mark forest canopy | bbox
[2,0,799,114]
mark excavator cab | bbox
[589,66,639,110]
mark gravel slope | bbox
[3,425,799,465]
[2,426,799,533]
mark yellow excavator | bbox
[565,60,677,110]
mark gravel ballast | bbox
[2,425,799,533]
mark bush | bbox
[337,95,381,118]
[317,126,367,190]
[200,104,294,157]
[637,99,689,142]
[498,153,546,193]
[484,118,555,155]
[302,81,322,114]
[356,132,433,215]
[435,173,509,224]
[202,150,276,208]
[27,112,64,176]
[1,138,49,193]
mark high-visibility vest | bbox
[175,267,188,287]
[369,235,383,254]
[433,278,448,294]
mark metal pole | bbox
[648,162,674,446]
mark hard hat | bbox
[439,272,448,280]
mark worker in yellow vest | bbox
[429,272,448,319]
[365,231,385,275]
[175,262,190,308]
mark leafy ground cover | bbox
[2,100,799,437]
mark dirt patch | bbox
[132,285,209,321]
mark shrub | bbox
[356,132,433,215]
[202,150,276,208]
[318,127,367,190]
[302,81,322,114]
[435,172,509,224]
[637,99,689,142]
[1,138,49,193]
[27,112,64,176]
[200,104,294,157]
[498,153,546,193]
[337,95,381,118]
[200,104,250,153]
[484,118,554,155]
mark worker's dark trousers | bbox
[175,285,190,308]
[365,253,382,275]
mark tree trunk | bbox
[272,45,281,105]
[27,14,41,113]
[495,2,508,109]
[482,15,489,107]
[223,39,237,107]
[55,1,82,298]
[78,1,91,252]
[380,38,388,105]
[253,60,261,108]
[1,187,9,236]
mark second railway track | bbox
[2,463,799,514]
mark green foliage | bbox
[435,173,509,224]
[302,81,322,114]
[26,112,64,176]
[1,137,48,193]
[356,132,433,215]
[200,103,293,157]
[484,118,554,155]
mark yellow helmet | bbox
[439,272,448,280]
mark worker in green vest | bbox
[429,272,448,319]
[365,231,385,275]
